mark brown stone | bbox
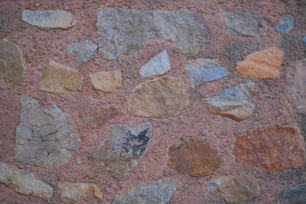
[234,125,305,171]
[39,60,83,94]
[235,47,284,78]
[79,106,118,128]
[89,70,122,96]
[168,136,221,177]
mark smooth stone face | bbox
[280,183,306,204]
[208,175,260,203]
[274,15,294,33]
[222,11,267,37]
[234,125,305,171]
[66,40,97,64]
[22,9,76,29]
[303,36,306,43]
[15,96,82,168]
[168,136,221,177]
[0,39,26,88]
[112,179,176,204]
[0,162,53,199]
[90,70,122,96]
[96,8,207,59]
[39,60,83,94]
[235,47,284,79]
[185,58,230,88]
[128,76,190,118]
[139,50,171,78]
[206,82,255,121]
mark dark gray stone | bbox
[275,15,294,33]
[66,40,97,64]
[280,183,306,204]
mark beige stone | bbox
[90,70,122,96]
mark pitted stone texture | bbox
[185,58,230,88]
[234,125,305,171]
[0,39,26,88]
[16,96,82,168]
[280,183,306,204]
[235,47,284,79]
[90,70,122,96]
[89,122,152,174]
[205,82,255,121]
[0,162,53,199]
[66,40,97,64]
[39,60,83,94]
[112,179,176,204]
[208,175,260,203]
[97,8,207,59]
[128,76,190,118]
[139,50,171,78]
[168,136,221,177]
[275,15,294,33]
[22,9,76,29]
[222,11,267,37]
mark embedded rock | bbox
[15,96,82,168]
[185,58,230,88]
[168,136,221,177]
[234,125,305,171]
[66,40,97,64]
[235,47,284,79]
[275,15,294,33]
[0,162,53,199]
[128,76,190,118]
[205,82,255,121]
[112,179,176,204]
[79,106,118,128]
[0,39,26,88]
[90,70,122,96]
[280,183,306,204]
[39,60,83,94]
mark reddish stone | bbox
[79,106,118,128]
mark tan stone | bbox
[235,47,284,78]
[168,137,221,177]
[89,70,122,96]
[234,125,305,171]
[39,60,83,94]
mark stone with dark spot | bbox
[280,183,306,204]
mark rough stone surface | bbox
[0,162,53,199]
[280,183,306,204]
[58,182,103,203]
[112,179,176,204]
[90,70,122,96]
[234,125,305,171]
[275,15,294,33]
[89,122,152,174]
[168,136,221,177]
[222,11,268,37]
[235,47,284,79]
[66,40,97,64]
[128,76,190,118]
[15,96,82,168]
[139,50,171,78]
[22,9,76,29]
[208,175,260,203]
[96,8,207,59]
[205,82,255,121]
[0,39,26,88]
[185,58,230,88]
[39,60,83,94]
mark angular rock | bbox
[112,179,176,204]
[0,39,26,88]
[128,76,190,118]
[280,183,306,204]
[39,60,83,94]
[139,50,171,78]
[97,8,207,59]
[205,82,255,121]
[234,125,305,171]
[89,122,152,174]
[168,136,221,177]
[208,175,260,203]
[275,15,294,33]
[185,58,230,88]
[235,47,284,79]
[22,9,76,29]
[66,40,97,64]
[0,162,53,199]
[58,182,103,203]
[90,70,122,96]
[16,96,82,168]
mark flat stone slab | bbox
[66,40,97,64]
[89,70,122,96]
[275,15,294,33]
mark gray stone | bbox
[0,162,53,199]
[96,8,207,59]
[15,96,81,168]
[22,9,76,29]
[66,40,97,64]
[280,183,306,204]
[112,179,176,204]
[185,58,230,88]
[139,50,171,78]
[222,11,267,37]
[275,15,294,33]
